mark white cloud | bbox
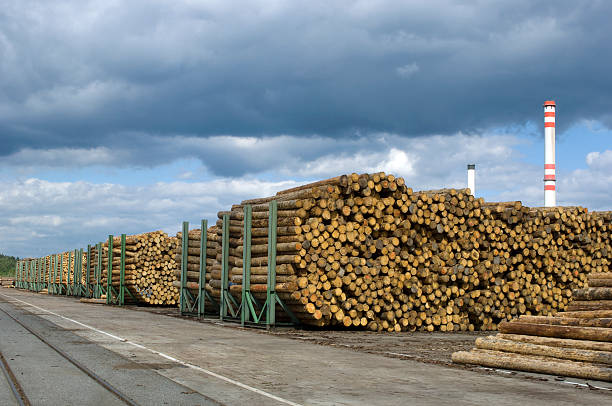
[0,177,300,257]
[396,63,419,78]
[1,135,611,257]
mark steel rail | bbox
[0,305,139,406]
[0,350,30,406]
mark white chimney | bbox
[543,100,556,207]
[467,164,475,196]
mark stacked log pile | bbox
[452,272,612,382]
[0,277,15,287]
[172,227,220,304]
[175,172,611,332]
[60,251,74,284]
[101,231,179,305]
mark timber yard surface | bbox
[1,287,610,405]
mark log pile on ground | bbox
[452,272,612,382]
[0,277,15,287]
[101,231,179,305]
[60,251,74,284]
[171,227,220,306]
[175,173,611,331]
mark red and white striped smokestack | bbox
[543,100,556,207]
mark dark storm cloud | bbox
[1,0,611,159]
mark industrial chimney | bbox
[543,100,556,207]
[467,164,475,196]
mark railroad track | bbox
[0,304,139,406]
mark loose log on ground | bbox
[498,321,612,342]
[452,349,612,382]
[475,336,612,364]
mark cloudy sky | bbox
[1,1,611,257]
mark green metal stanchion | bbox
[266,200,277,327]
[66,252,72,296]
[220,214,240,321]
[267,200,299,328]
[42,257,46,290]
[43,257,47,289]
[106,235,114,304]
[44,256,48,290]
[58,254,63,294]
[30,259,35,291]
[85,245,92,297]
[73,249,78,296]
[95,242,104,299]
[241,204,257,325]
[50,255,55,294]
[60,253,66,294]
[73,249,80,296]
[239,201,298,328]
[119,234,126,305]
[34,259,38,292]
[35,258,40,291]
[39,257,43,290]
[198,219,215,316]
[179,220,217,318]
[106,234,133,306]
[179,221,193,315]
[77,248,85,297]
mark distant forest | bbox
[0,254,18,276]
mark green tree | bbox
[0,254,18,276]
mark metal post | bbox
[79,248,83,296]
[219,214,229,320]
[42,257,46,289]
[120,234,126,306]
[96,242,103,298]
[267,200,278,328]
[67,252,72,295]
[106,235,113,305]
[32,259,38,292]
[199,219,208,317]
[50,255,55,294]
[35,259,39,291]
[86,245,92,297]
[74,249,80,296]
[43,257,46,289]
[73,249,78,296]
[30,259,34,291]
[180,221,190,314]
[59,254,64,294]
[241,205,252,325]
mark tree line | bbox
[0,254,18,276]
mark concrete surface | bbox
[1,288,611,405]
[0,294,220,405]
[0,360,19,406]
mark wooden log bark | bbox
[519,315,612,328]
[573,287,612,301]
[452,349,612,382]
[496,333,612,352]
[567,300,612,311]
[475,336,612,365]
[498,321,612,342]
